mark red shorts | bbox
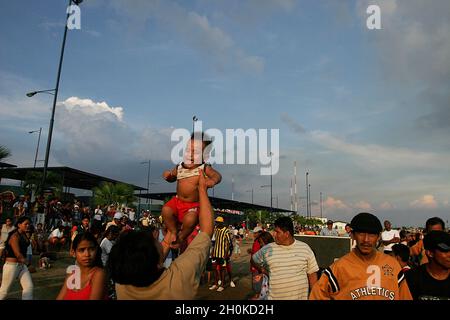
[164,196,199,223]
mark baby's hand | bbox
[163,170,171,180]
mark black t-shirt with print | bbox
[405,264,450,300]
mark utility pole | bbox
[320,191,323,218]
[306,172,309,218]
[308,183,311,218]
[294,161,298,214]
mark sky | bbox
[1,0,449,227]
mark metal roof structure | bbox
[0,162,17,168]
[0,166,146,191]
[137,192,295,213]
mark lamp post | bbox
[306,172,309,218]
[192,116,198,134]
[320,191,323,218]
[28,127,42,168]
[231,175,234,201]
[261,184,271,209]
[27,0,84,192]
[141,160,151,207]
[272,195,278,208]
[269,152,273,213]
[246,189,254,204]
[308,183,311,218]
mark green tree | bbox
[0,145,11,162]
[21,171,63,198]
[93,182,137,208]
[291,214,324,226]
[244,209,282,227]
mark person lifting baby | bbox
[162,132,222,250]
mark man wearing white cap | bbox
[106,211,124,231]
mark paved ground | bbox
[196,239,254,300]
[0,238,255,300]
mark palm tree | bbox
[0,145,11,162]
[93,182,137,208]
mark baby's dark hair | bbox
[72,232,103,268]
[191,132,213,147]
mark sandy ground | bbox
[0,238,255,300]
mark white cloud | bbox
[380,201,394,210]
[0,95,49,120]
[354,200,372,211]
[324,196,349,210]
[310,130,450,169]
[410,195,438,209]
[59,97,124,121]
[51,97,177,167]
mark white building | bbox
[333,221,349,235]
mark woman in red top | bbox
[56,232,107,300]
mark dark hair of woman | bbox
[15,216,31,228]
[107,230,163,287]
[71,232,103,268]
[258,231,274,246]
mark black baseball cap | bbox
[423,231,450,252]
[350,212,383,234]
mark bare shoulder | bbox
[92,267,106,279]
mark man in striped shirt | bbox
[252,216,319,300]
[209,216,234,292]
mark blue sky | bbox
[1,0,450,227]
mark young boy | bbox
[162,132,222,248]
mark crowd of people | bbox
[0,132,448,300]
[0,188,448,300]
[0,193,168,300]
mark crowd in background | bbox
[0,192,448,301]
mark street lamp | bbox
[26,89,55,97]
[308,183,311,218]
[269,152,273,213]
[245,189,254,204]
[231,174,234,201]
[26,0,84,192]
[305,172,309,218]
[261,184,271,209]
[140,160,157,207]
[272,195,279,208]
[320,191,323,218]
[28,127,42,168]
[192,116,198,134]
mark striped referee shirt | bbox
[212,226,232,258]
[252,240,319,300]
